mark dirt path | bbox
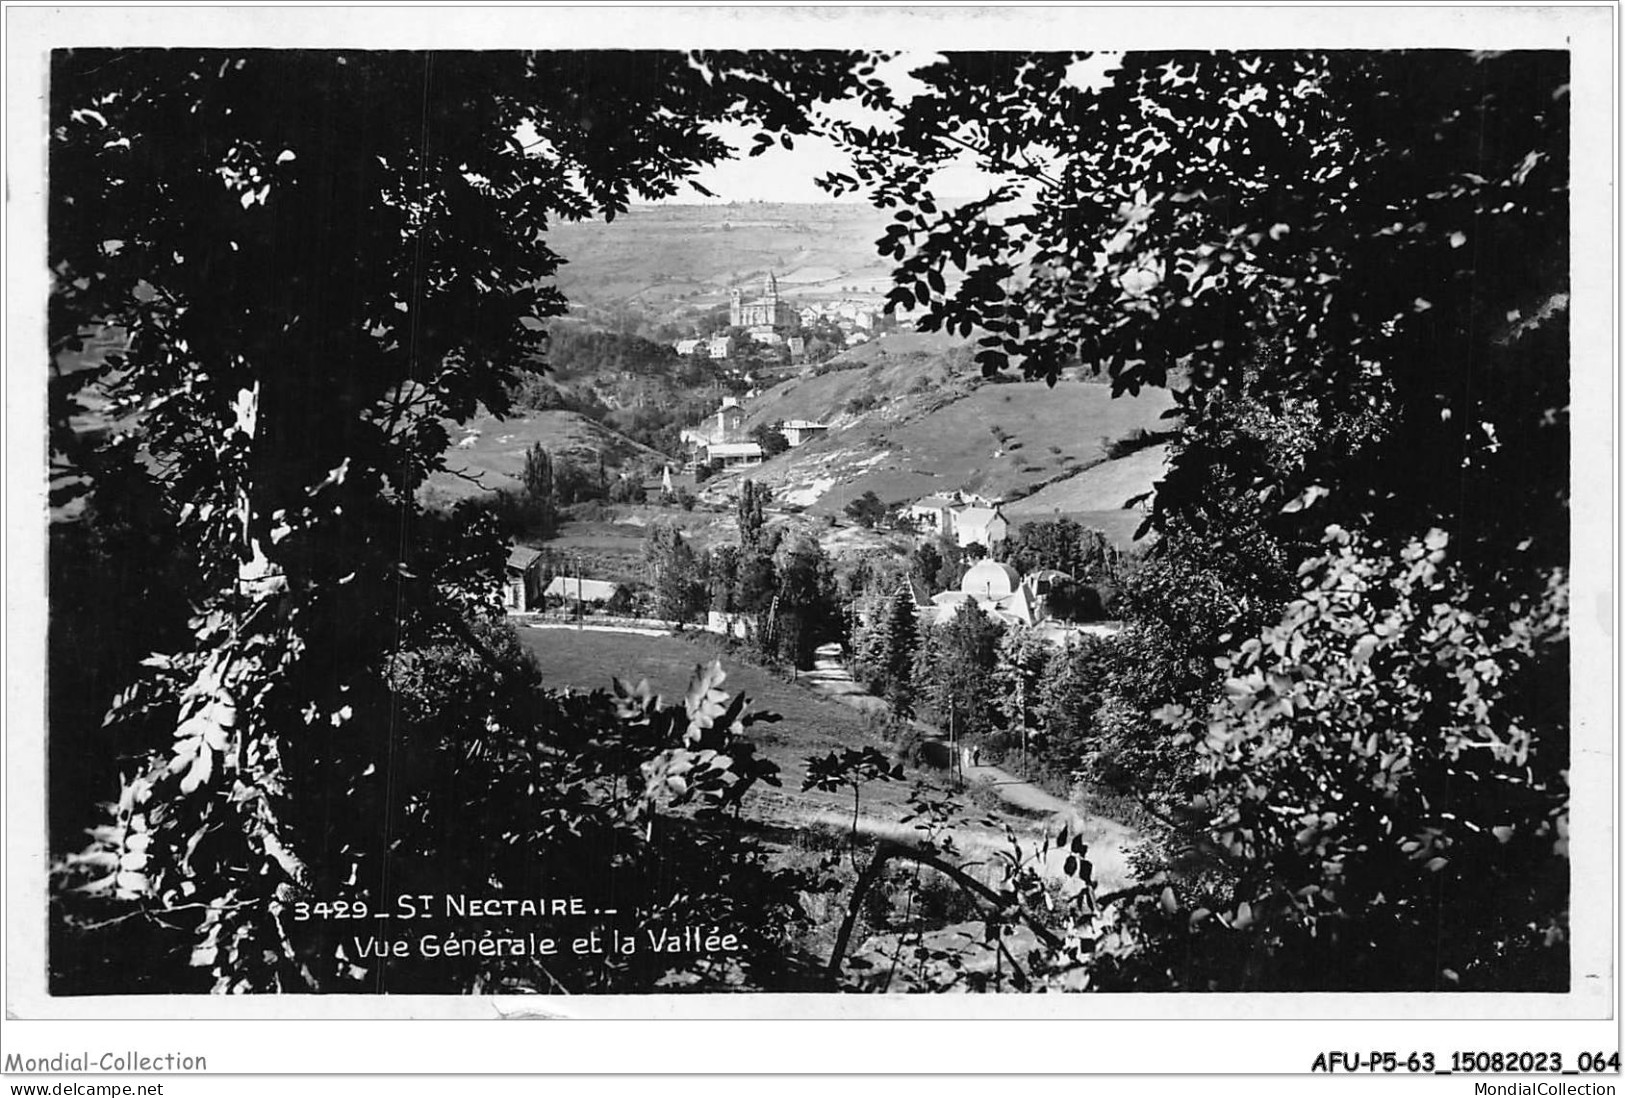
[801,646,890,715]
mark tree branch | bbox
[825,837,1068,984]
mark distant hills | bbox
[547,202,897,318]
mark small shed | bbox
[505,545,545,613]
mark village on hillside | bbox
[493,265,1145,664]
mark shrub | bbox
[1135,528,1569,991]
[1099,427,1167,461]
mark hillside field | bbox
[1003,443,1174,547]
[422,409,668,506]
[713,357,1176,525]
[516,626,920,821]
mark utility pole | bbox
[1016,672,1027,778]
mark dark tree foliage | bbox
[518,443,560,536]
[539,324,679,382]
[843,489,886,529]
[913,602,1004,740]
[516,320,730,456]
[1034,635,1110,770]
[49,48,866,993]
[1123,528,1571,992]
[734,527,782,647]
[47,451,193,844]
[645,522,706,625]
[881,586,920,704]
[766,535,844,670]
[705,543,741,614]
[830,50,1567,589]
[608,473,647,505]
[998,518,1117,583]
[908,540,944,594]
[853,585,920,717]
[736,478,771,549]
[838,551,904,606]
[750,422,790,458]
[909,536,968,593]
[828,50,1570,990]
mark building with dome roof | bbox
[960,560,1021,601]
[908,560,1124,644]
[919,560,1074,631]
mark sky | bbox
[676,121,987,205]
[665,52,1122,206]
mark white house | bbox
[681,399,748,452]
[781,420,829,447]
[904,494,959,535]
[674,338,703,357]
[902,492,1010,549]
[704,441,765,469]
[952,506,1009,550]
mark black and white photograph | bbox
[3,1,1618,1080]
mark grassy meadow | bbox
[515,625,924,822]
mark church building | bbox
[729,273,797,331]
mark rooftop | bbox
[956,506,1006,527]
[708,442,765,457]
[507,545,544,571]
[544,576,621,601]
[960,559,1021,599]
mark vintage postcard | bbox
[3,2,1617,1077]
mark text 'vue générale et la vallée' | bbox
[351,926,745,959]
